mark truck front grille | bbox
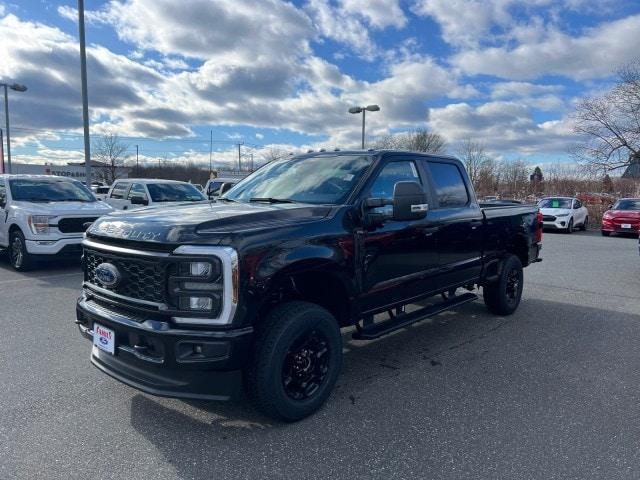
[543,215,556,222]
[58,217,99,233]
[85,249,169,305]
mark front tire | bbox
[566,218,574,234]
[9,230,35,271]
[483,255,523,316]
[247,301,343,422]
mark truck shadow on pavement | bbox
[127,296,640,479]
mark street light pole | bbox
[0,128,4,173]
[209,129,213,176]
[348,104,380,150]
[136,144,139,176]
[2,82,28,174]
[78,0,92,186]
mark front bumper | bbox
[542,219,569,230]
[26,236,84,255]
[76,295,253,400]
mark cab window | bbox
[127,183,148,201]
[110,182,129,199]
[427,162,469,208]
[369,161,421,214]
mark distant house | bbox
[622,153,640,179]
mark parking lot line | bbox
[0,271,81,285]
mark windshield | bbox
[146,183,206,202]
[613,199,640,210]
[224,154,374,204]
[538,198,572,209]
[9,178,96,202]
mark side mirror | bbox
[219,183,234,196]
[392,181,428,221]
[130,196,148,206]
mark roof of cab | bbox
[112,178,193,184]
[0,174,82,180]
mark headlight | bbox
[28,215,56,234]
[179,261,217,278]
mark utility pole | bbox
[237,142,242,171]
[135,144,139,176]
[78,0,92,186]
[3,85,10,173]
[209,129,213,176]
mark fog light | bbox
[179,296,213,311]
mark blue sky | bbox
[1,0,639,169]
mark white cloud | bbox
[340,0,407,29]
[255,133,264,139]
[453,15,640,80]
[427,101,576,154]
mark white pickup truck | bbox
[104,178,207,210]
[0,175,113,270]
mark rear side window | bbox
[427,162,469,208]
[110,182,129,199]
[0,179,6,206]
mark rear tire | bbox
[246,301,343,422]
[601,230,611,237]
[9,230,35,271]
[483,255,523,316]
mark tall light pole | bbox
[78,0,91,186]
[2,82,27,174]
[348,104,379,149]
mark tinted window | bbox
[9,178,96,202]
[369,161,421,214]
[613,199,640,210]
[574,200,582,209]
[427,162,469,208]
[127,183,148,201]
[0,179,6,206]
[110,182,129,199]
[208,181,224,196]
[146,183,205,202]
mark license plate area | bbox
[93,323,115,355]
[621,223,632,229]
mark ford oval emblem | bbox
[95,262,121,287]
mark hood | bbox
[87,201,332,244]
[12,200,113,216]
[540,208,571,216]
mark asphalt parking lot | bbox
[1,231,640,480]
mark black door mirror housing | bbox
[392,181,428,221]
[130,196,148,206]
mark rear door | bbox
[423,159,483,287]
[359,157,440,313]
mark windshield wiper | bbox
[249,197,294,204]
[217,197,237,203]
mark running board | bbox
[352,293,478,340]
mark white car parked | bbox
[538,196,589,233]
[204,176,244,200]
[104,178,207,210]
[0,175,114,270]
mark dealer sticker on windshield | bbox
[93,323,115,355]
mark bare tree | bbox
[374,128,446,153]
[456,139,488,184]
[262,147,290,164]
[93,133,129,184]
[571,60,640,172]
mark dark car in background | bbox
[601,198,640,236]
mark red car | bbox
[601,198,640,236]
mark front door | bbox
[359,159,440,314]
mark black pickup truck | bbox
[76,150,542,421]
